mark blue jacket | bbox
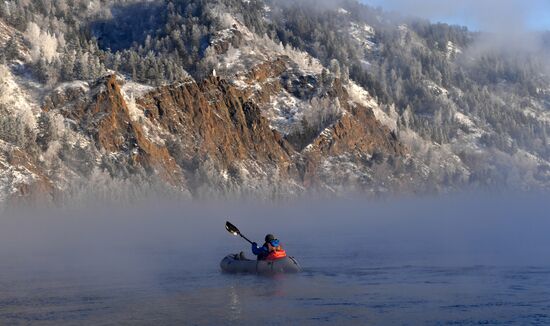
[251,242,270,260]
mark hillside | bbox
[0,0,548,204]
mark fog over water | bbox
[0,193,549,324]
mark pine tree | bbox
[61,49,76,80]
[4,37,20,61]
[36,112,52,151]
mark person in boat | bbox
[251,234,287,261]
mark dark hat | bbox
[265,234,276,242]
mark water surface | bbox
[1,195,549,325]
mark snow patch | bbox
[425,80,449,96]
[446,41,462,58]
[221,169,229,181]
[119,79,168,146]
[121,81,155,99]
[0,64,39,131]
[349,22,376,51]
[347,81,398,131]
[209,12,323,77]
[120,80,153,122]
[320,127,333,140]
[338,8,349,15]
[265,89,305,134]
[55,80,90,93]
[263,87,343,137]
[453,111,475,129]
[123,92,144,122]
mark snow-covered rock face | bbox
[0,0,548,204]
[266,88,306,134]
[446,41,462,58]
[206,12,355,140]
[0,64,39,132]
[208,12,323,78]
[347,81,397,131]
[0,51,410,203]
[424,80,449,97]
[349,22,377,51]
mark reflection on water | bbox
[228,285,242,322]
[0,195,549,324]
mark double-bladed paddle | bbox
[225,221,254,245]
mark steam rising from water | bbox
[1,194,549,272]
[0,193,549,323]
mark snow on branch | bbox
[24,22,59,63]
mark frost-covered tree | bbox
[24,22,58,63]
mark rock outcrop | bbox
[4,58,409,202]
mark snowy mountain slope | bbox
[0,0,548,204]
[198,10,427,184]
[316,3,550,190]
[0,19,30,61]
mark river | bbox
[0,194,549,325]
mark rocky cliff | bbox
[2,0,547,204]
[2,55,409,202]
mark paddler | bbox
[251,234,287,261]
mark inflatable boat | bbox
[220,254,302,274]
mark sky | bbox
[363,0,550,32]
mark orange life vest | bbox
[266,247,287,260]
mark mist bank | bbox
[0,193,549,326]
[1,193,549,273]
[1,194,549,325]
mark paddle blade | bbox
[225,221,240,236]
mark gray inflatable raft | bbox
[220,254,302,274]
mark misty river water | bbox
[0,194,549,325]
